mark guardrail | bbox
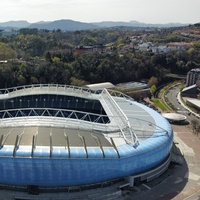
[101,89,138,146]
[0,108,109,123]
[0,84,102,100]
[0,84,87,94]
[0,85,169,142]
[107,89,135,102]
[0,107,169,141]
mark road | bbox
[165,84,200,123]
[128,124,200,200]
[128,84,200,200]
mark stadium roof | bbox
[86,82,115,91]
[0,84,171,158]
[116,82,148,90]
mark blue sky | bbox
[1,0,200,24]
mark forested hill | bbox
[0,25,199,90]
[28,20,99,31]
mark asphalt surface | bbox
[165,84,200,122]
[128,84,200,200]
[126,124,200,200]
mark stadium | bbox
[0,84,173,189]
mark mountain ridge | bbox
[0,19,191,31]
[28,19,99,31]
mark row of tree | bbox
[0,48,199,89]
[0,26,199,89]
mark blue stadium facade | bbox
[0,84,173,187]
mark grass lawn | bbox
[151,98,170,111]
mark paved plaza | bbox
[127,124,200,200]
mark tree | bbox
[191,119,199,134]
[194,42,200,49]
[148,76,158,87]
[45,51,52,63]
[0,43,17,60]
[150,85,157,97]
[18,74,26,85]
[70,77,89,86]
[179,85,185,92]
[52,56,60,63]
[82,35,97,46]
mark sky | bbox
[0,0,200,24]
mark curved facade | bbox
[0,84,173,187]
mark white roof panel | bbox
[86,82,115,91]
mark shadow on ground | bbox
[123,143,189,200]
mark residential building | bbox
[75,44,106,55]
[186,68,200,87]
[0,29,18,36]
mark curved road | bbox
[126,123,200,200]
[165,84,200,123]
[129,84,200,200]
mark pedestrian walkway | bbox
[124,124,200,200]
[0,182,124,200]
[177,92,199,118]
